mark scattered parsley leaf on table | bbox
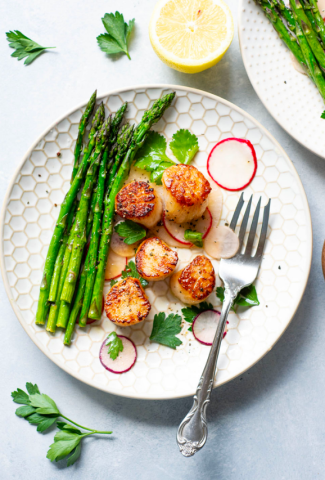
[6,30,55,65]
[150,312,182,349]
[184,229,203,248]
[97,12,135,60]
[106,332,124,360]
[321,110,325,119]
[11,382,112,467]
[110,260,148,288]
[115,220,146,245]
[216,285,259,310]
[170,129,199,164]
[135,131,175,184]
[182,302,214,331]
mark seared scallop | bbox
[104,277,151,327]
[115,180,162,229]
[162,164,211,224]
[135,237,178,281]
[170,255,215,305]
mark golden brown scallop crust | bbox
[115,181,157,220]
[104,277,151,327]
[162,164,211,207]
[178,255,215,301]
[135,237,178,281]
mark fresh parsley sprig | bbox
[12,383,112,467]
[181,302,214,332]
[184,229,203,248]
[106,332,124,360]
[321,110,325,119]
[170,129,199,164]
[6,30,55,65]
[216,285,259,311]
[115,220,146,245]
[110,260,148,288]
[150,312,182,349]
[97,12,135,60]
[134,129,199,184]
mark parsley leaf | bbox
[216,285,259,310]
[106,332,124,360]
[184,229,203,248]
[150,312,182,349]
[111,260,148,288]
[134,132,175,184]
[97,12,135,60]
[169,129,199,164]
[181,302,214,331]
[115,220,146,245]
[12,383,112,466]
[321,110,325,119]
[6,30,55,65]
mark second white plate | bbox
[239,0,325,159]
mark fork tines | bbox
[230,193,271,258]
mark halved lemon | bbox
[149,0,234,74]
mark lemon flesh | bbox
[149,0,234,74]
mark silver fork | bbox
[176,193,271,457]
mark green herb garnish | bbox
[181,302,214,331]
[169,129,199,164]
[12,383,112,467]
[134,129,199,184]
[321,110,325,119]
[184,229,203,248]
[110,260,148,288]
[97,12,135,60]
[216,285,259,310]
[149,312,182,349]
[6,30,55,65]
[105,332,124,360]
[115,220,146,245]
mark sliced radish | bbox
[99,335,137,374]
[163,209,212,246]
[192,310,221,345]
[110,229,141,258]
[207,188,223,227]
[207,138,257,191]
[204,225,239,259]
[105,249,127,281]
[148,225,187,248]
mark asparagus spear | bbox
[70,90,97,182]
[60,117,112,306]
[78,125,134,328]
[36,102,105,325]
[256,0,308,69]
[88,92,175,319]
[63,147,111,344]
[290,0,325,69]
[304,0,325,45]
[45,105,105,332]
[274,0,296,31]
[298,20,325,100]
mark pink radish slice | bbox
[148,225,187,248]
[111,229,141,257]
[192,310,221,345]
[204,225,239,259]
[105,250,127,281]
[99,335,137,374]
[162,209,212,246]
[207,138,257,191]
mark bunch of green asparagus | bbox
[255,0,325,103]
[35,89,175,345]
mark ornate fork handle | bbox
[177,287,238,457]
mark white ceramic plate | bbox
[239,0,325,159]
[0,85,312,399]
